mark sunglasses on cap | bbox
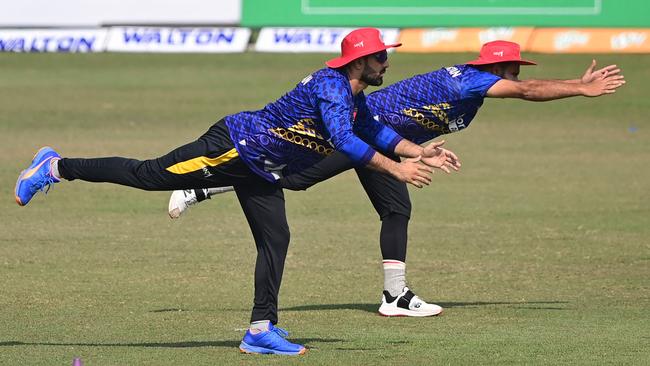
[371,50,388,63]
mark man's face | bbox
[493,62,521,81]
[360,50,389,86]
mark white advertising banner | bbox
[255,27,401,53]
[0,0,241,27]
[0,29,108,52]
[106,27,251,53]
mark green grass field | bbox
[1,52,648,365]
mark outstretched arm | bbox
[555,60,621,84]
[487,62,625,101]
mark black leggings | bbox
[59,119,289,324]
[279,151,411,262]
[58,119,252,190]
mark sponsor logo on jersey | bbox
[445,66,462,78]
[448,114,466,132]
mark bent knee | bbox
[379,207,411,221]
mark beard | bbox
[361,66,385,86]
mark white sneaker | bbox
[168,189,207,219]
[378,287,443,317]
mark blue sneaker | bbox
[272,326,289,338]
[239,324,306,355]
[15,147,61,206]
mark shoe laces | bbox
[272,326,289,338]
[31,175,58,195]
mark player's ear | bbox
[350,57,365,71]
[491,64,504,78]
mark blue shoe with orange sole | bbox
[239,324,306,355]
[15,147,61,206]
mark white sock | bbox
[383,260,406,297]
[50,158,61,179]
[249,320,270,334]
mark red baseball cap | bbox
[326,28,401,68]
[465,40,536,66]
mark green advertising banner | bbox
[242,0,650,27]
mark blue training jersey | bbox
[367,64,501,145]
[225,67,403,182]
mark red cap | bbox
[465,40,536,66]
[326,28,401,68]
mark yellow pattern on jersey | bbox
[402,102,453,133]
[270,119,334,156]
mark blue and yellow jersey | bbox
[225,67,403,182]
[367,64,501,145]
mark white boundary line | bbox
[301,0,602,16]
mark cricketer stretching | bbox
[168,40,625,318]
[15,28,461,356]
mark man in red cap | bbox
[168,40,624,318]
[464,40,624,99]
[15,28,460,355]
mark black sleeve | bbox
[277,151,354,191]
